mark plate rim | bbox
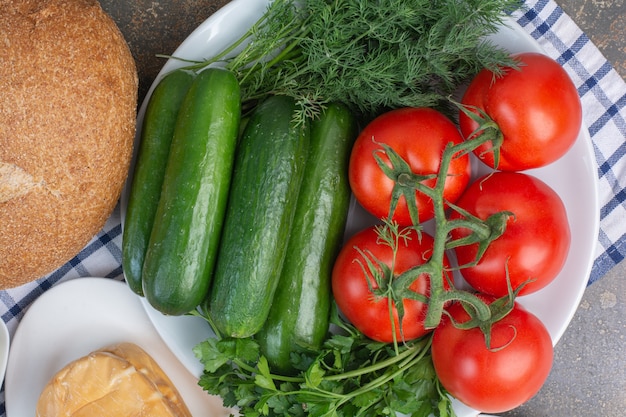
[4,277,229,417]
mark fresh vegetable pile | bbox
[121,0,583,416]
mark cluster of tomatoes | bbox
[330,52,582,413]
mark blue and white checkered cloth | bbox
[0,0,625,412]
[512,0,626,286]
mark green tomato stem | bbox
[381,127,507,330]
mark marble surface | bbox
[558,0,625,80]
[101,0,230,102]
[98,1,626,416]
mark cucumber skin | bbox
[142,68,241,316]
[208,95,310,338]
[256,102,357,372]
[122,69,196,296]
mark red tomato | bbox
[449,172,570,297]
[431,298,553,413]
[331,226,450,343]
[349,107,471,225]
[459,52,582,171]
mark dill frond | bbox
[203,0,523,122]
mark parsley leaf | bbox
[195,319,453,417]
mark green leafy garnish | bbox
[178,0,521,122]
[195,308,454,417]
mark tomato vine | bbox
[366,103,526,340]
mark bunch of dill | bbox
[211,0,521,121]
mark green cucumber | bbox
[208,95,310,338]
[142,67,241,316]
[122,69,196,296]
[256,102,357,372]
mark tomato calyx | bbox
[352,221,430,346]
[452,99,505,169]
[445,204,514,267]
[447,276,531,351]
[355,222,428,303]
[373,141,438,226]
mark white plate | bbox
[4,277,232,417]
[121,1,600,416]
[0,318,9,387]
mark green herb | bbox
[181,0,521,122]
[194,305,454,417]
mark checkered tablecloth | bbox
[1,0,625,413]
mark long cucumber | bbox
[256,102,357,372]
[122,69,196,295]
[142,67,241,316]
[208,95,310,338]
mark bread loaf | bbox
[36,342,192,417]
[0,0,138,287]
